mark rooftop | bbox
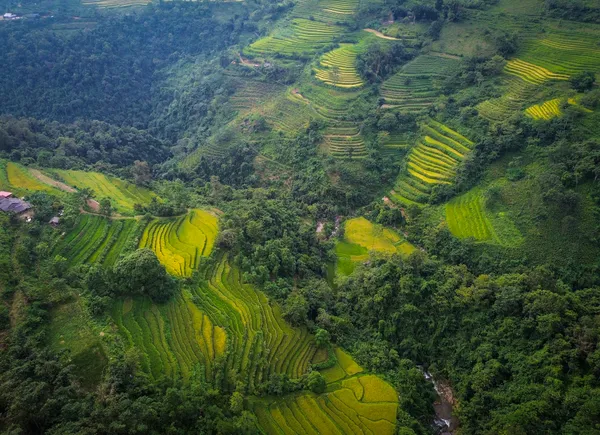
[0,197,32,213]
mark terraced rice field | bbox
[191,255,317,391]
[379,133,409,159]
[254,348,398,434]
[0,160,62,196]
[391,120,474,205]
[323,125,367,159]
[504,59,570,85]
[446,189,497,242]
[245,19,342,58]
[262,92,315,135]
[477,75,537,122]
[293,0,359,24]
[139,209,218,277]
[51,170,157,214]
[296,85,368,159]
[336,217,415,275]
[525,98,562,120]
[445,188,523,246]
[54,215,141,267]
[229,80,285,114]
[111,292,226,381]
[314,44,364,88]
[380,54,459,111]
[518,31,600,77]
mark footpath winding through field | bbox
[29,168,101,212]
[363,28,399,40]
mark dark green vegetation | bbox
[1,0,600,433]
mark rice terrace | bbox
[1,0,600,433]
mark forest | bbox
[0,0,599,433]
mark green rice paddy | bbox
[50,169,157,214]
[391,119,475,205]
[139,209,218,277]
[336,217,415,275]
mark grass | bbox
[391,119,474,206]
[50,169,157,214]
[48,299,107,388]
[336,217,415,275]
[139,209,218,277]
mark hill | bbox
[0,0,599,434]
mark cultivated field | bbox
[111,293,226,381]
[0,160,63,196]
[293,0,360,23]
[191,255,317,391]
[314,44,364,89]
[336,217,415,275]
[525,98,563,120]
[254,348,398,434]
[139,209,218,277]
[50,169,156,214]
[54,215,141,267]
[445,187,523,246]
[391,120,474,205]
[380,54,459,112]
[245,19,342,58]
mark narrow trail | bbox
[29,168,106,215]
[363,28,399,40]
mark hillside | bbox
[0,0,599,434]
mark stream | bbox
[421,369,458,434]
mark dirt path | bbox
[30,168,101,212]
[30,169,76,192]
[364,28,399,40]
[238,53,261,67]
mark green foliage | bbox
[113,249,177,303]
[306,371,326,394]
[570,71,597,92]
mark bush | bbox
[570,71,596,92]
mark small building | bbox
[0,196,33,219]
[49,216,60,226]
[0,191,13,199]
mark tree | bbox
[306,371,326,394]
[99,197,112,216]
[230,391,244,414]
[132,160,152,185]
[315,328,331,347]
[113,248,177,302]
[28,191,55,223]
[283,292,309,325]
[570,71,596,92]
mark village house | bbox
[0,192,34,220]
